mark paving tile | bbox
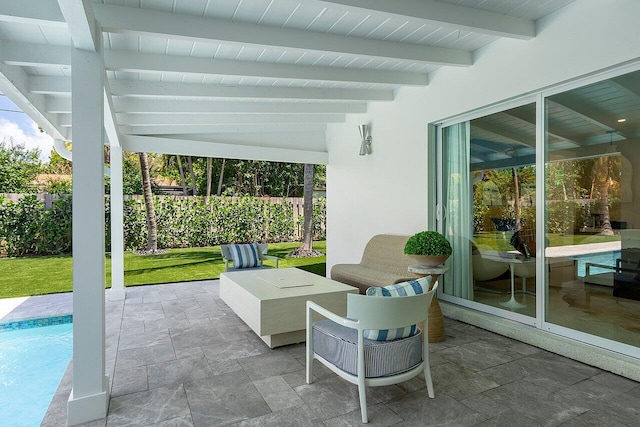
[142,291,178,304]
[122,302,166,322]
[238,404,324,426]
[123,296,144,305]
[394,374,429,394]
[279,342,306,358]
[120,319,146,334]
[115,342,176,370]
[253,376,305,411]
[144,317,191,332]
[169,324,224,352]
[147,356,215,389]
[473,410,543,427]
[513,351,600,386]
[477,359,537,386]
[202,337,268,362]
[1,292,72,320]
[107,385,190,427]
[208,358,244,375]
[482,379,589,426]
[111,366,148,397]
[41,385,75,427]
[521,372,567,393]
[590,371,640,392]
[161,299,200,317]
[174,346,205,360]
[432,362,500,400]
[184,371,271,426]
[183,304,211,321]
[117,329,172,351]
[281,365,338,389]
[322,403,404,426]
[460,394,509,419]
[437,339,525,372]
[552,378,640,425]
[554,409,634,427]
[238,349,305,381]
[627,384,640,399]
[148,415,194,426]
[210,311,247,327]
[295,376,363,420]
[183,317,213,328]
[212,321,252,342]
[37,281,640,427]
[386,390,486,426]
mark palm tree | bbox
[591,156,615,236]
[290,163,315,256]
[187,155,197,196]
[138,152,158,252]
[176,155,187,196]
[217,158,226,196]
[301,163,314,252]
[206,157,213,199]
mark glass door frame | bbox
[435,94,539,327]
[432,61,640,359]
[537,63,640,359]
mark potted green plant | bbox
[404,231,452,267]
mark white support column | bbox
[67,42,109,425]
[107,139,125,300]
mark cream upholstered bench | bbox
[330,234,415,294]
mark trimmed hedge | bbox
[0,195,72,257]
[0,195,326,257]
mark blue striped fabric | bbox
[228,243,261,268]
[313,320,422,378]
[364,276,432,341]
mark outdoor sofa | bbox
[330,234,415,294]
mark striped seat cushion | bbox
[228,243,261,269]
[364,276,432,340]
[312,320,422,378]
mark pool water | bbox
[574,250,621,277]
[0,321,73,427]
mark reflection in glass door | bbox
[544,69,640,348]
[440,103,537,318]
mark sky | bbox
[0,94,55,162]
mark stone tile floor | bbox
[6,279,638,426]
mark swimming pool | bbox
[0,316,73,427]
[574,250,621,277]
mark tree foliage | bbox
[43,148,72,175]
[0,195,72,256]
[0,140,41,193]
[136,154,326,198]
[1,195,326,256]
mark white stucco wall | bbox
[326,0,640,272]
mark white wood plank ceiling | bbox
[0,0,578,163]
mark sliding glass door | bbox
[436,66,640,354]
[439,102,537,319]
[544,70,640,349]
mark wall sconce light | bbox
[358,124,372,155]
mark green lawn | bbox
[0,241,326,299]
[474,232,619,251]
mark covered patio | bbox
[1,0,640,425]
[12,281,633,426]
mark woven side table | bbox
[408,265,449,343]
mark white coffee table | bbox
[220,268,358,348]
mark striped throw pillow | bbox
[364,276,432,341]
[228,243,261,269]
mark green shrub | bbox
[0,195,326,255]
[0,195,72,256]
[404,231,452,256]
